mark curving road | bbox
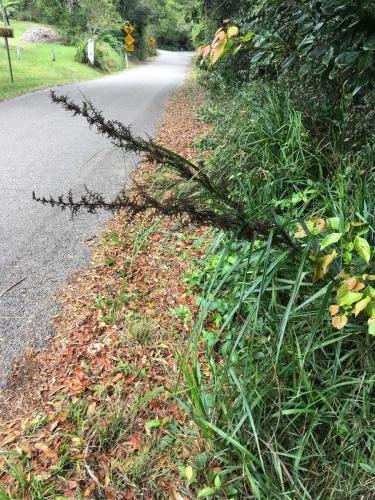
[0,50,192,386]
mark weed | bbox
[170,305,192,325]
[127,314,153,344]
[94,290,134,325]
[104,257,116,267]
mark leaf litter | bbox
[0,77,211,499]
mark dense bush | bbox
[75,39,124,73]
[193,0,375,152]
[99,31,124,55]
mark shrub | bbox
[75,38,124,73]
[99,31,124,55]
[176,80,375,498]
[195,0,375,152]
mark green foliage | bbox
[0,21,103,100]
[75,38,124,73]
[181,226,375,497]
[153,0,192,50]
[14,0,193,55]
[176,65,375,496]
[193,0,375,151]
[195,84,330,227]
[99,30,124,55]
[295,215,375,334]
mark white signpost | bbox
[87,38,95,66]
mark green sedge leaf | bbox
[214,475,222,489]
[364,34,375,51]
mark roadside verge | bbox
[0,77,209,499]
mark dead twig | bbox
[0,277,27,300]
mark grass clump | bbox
[175,82,375,498]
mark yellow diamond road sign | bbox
[124,23,134,34]
[125,34,135,45]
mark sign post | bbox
[87,38,95,66]
[0,0,14,83]
[123,22,135,61]
[0,27,14,83]
[148,37,157,50]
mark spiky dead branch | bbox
[32,91,297,248]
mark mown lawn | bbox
[0,20,103,100]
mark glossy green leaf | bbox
[337,284,363,307]
[354,296,371,317]
[327,217,340,230]
[335,51,359,67]
[354,236,371,264]
[320,232,342,250]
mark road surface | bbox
[0,50,192,386]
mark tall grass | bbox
[178,84,375,498]
[196,86,331,223]
[181,231,375,497]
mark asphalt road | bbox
[0,50,192,386]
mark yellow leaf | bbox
[210,36,227,64]
[185,465,193,480]
[294,224,306,239]
[363,274,375,281]
[332,314,348,330]
[314,250,337,281]
[354,282,366,291]
[345,277,365,291]
[308,217,326,235]
[201,45,211,59]
[354,297,371,317]
[329,304,339,316]
[213,28,226,43]
[227,26,239,38]
[312,217,326,233]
